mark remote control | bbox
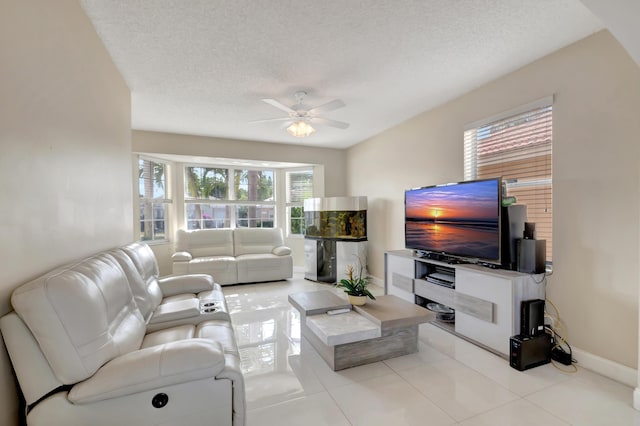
[327,308,351,315]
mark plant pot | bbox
[348,295,367,306]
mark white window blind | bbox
[464,99,553,262]
[286,169,313,236]
[286,170,313,203]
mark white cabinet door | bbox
[455,267,514,356]
[385,253,415,303]
[304,239,317,281]
[336,241,368,280]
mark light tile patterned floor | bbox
[222,272,640,426]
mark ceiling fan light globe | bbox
[287,121,315,137]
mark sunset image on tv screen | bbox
[405,179,500,261]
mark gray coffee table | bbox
[288,290,434,370]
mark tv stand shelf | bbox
[384,249,545,356]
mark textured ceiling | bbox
[80,0,602,149]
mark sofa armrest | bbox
[171,251,193,262]
[272,246,292,256]
[148,299,201,324]
[158,274,214,296]
[69,339,225,404]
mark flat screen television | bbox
[404,178,502,264]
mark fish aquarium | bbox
[303,196,367,241]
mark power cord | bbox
[544,298,578,372]
[532,273,547,285]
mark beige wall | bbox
[1,5,637,422]
[0,1,132,423]
[347,30,640,368]
[133,130,347,273]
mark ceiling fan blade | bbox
[249,117,294,124]
[307,99,345,115]
[311,117,350,129]
[262,98,295,114]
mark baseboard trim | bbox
[371,274,638,393]
[572,346,636,387]
[369,275,383,286]
[634,388,640,410]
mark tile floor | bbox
[222,272,640,426]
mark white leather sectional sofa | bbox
[0,242,245,426]
[172,227,293,285]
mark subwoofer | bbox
[517,239,546,274]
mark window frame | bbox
[463,96,553,264]
[284,168,314,238]
[183,164,276,230]
[137,155,172,243]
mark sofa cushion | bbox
[196,321,239,357]
[177,229,235,257]
[110,246,163,322]
[141,324,196,348]
[11,253,146,384]
[183,256,238,284]
[236,253,293,283]
[233,228,284,256]
[68,339,226,404]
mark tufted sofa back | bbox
[111,242,164,322]
[233,228,284,256]
[176,229,235,257]
[11,253,146,384]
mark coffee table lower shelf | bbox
[303,321,420,370]
[289,290,434,371]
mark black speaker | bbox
[521,299,545,336]
[510,333,551,371]
[523,222,536,239]
[517,239,546,274]
[501,205,527,270]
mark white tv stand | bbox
[384,250,545,357]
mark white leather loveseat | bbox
[172,228,293,285]
[0,243,245,426]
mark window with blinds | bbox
[286,169,314,236]
[464,98,553,262]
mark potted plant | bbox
[336,263,375,306]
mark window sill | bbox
[139,239,171,246]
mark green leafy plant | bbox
[336,264,376,300]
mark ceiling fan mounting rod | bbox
[294,91,307,103]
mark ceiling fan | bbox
[252,91,349,137]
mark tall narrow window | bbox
[464,98,553,262]
[138,157,171,241]
[286,169,313,236]
[234,169,275,228]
